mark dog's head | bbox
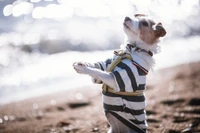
[123,14,166,45]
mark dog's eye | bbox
[141,21,148,27]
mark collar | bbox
[126,44,153,57]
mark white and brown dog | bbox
[73,14,166,133]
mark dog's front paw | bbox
[73,62,87,74]
[73,62,86,67]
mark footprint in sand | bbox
[173,116,189,123]
[146,110,157,115]
[161,98,185,106]
[16,117,27,122]
[180,108,200,115]
[57,121,71,127]
[167,129,180,133]
[57,121,79,132]
[147,118,161,123]
[56,106,65,111]
[68,101,90,109]
[188,98,200,106]
[44,106,65,112]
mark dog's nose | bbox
[124,17,131,21]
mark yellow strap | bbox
[102,84,144,96]
[107,51,132,72]
[107,56,122,72]
[102,51,144,96]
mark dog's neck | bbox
[121,40,159,69]
[126,37,160,52]
[126,43,153,57]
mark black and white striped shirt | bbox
[95,52,150,130]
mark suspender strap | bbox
[102,50,144,96]
[102,84,144,96]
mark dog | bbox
[73,14,166,133]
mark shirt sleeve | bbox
[96,57,113,71]
[92,57,113,84]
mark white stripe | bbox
[137,76,146,85]
[112,111,146,123]
[103,95,123,106]
[134,114,146,122]
[122,99,146,110]
[139,124,148,130]
[103,95,146,110]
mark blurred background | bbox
[0,0,200,104]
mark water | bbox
[0,0,200,104]
[0,36,200,105]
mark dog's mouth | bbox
[123,22,131,30]
[123,17,132,29]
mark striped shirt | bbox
[95,52,150,130]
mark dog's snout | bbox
[124,17,131,22]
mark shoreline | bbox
[0,61,200,133]
[1,36,200,106]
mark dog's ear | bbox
[134,14,147,18]
[153,23,166,37]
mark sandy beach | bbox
[0,61,200,133]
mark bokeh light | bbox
[32,7,44,19]
[3,4,12,16]
[0,0,200,105]
[12,1,33,17]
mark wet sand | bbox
[0,62,200,133]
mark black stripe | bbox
[130,119,146,125]
[117,62,138,91]
[102,91,145,102]
[103,103,145,115]
[105,58,112,68]
[125,107,145,116]
[135,65,146,76]
[98,62,104,71]
[137,84,146,90]
[108,111,146,133]
[112,71,125,92]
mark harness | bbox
[102,49,147,96]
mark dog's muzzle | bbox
[124,17,139,34]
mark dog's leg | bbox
[106,113,138,133]
[73,62,103,84]
[73,63,117,89]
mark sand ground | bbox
[0,62,200,133]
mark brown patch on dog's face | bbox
[137,16,166,45]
